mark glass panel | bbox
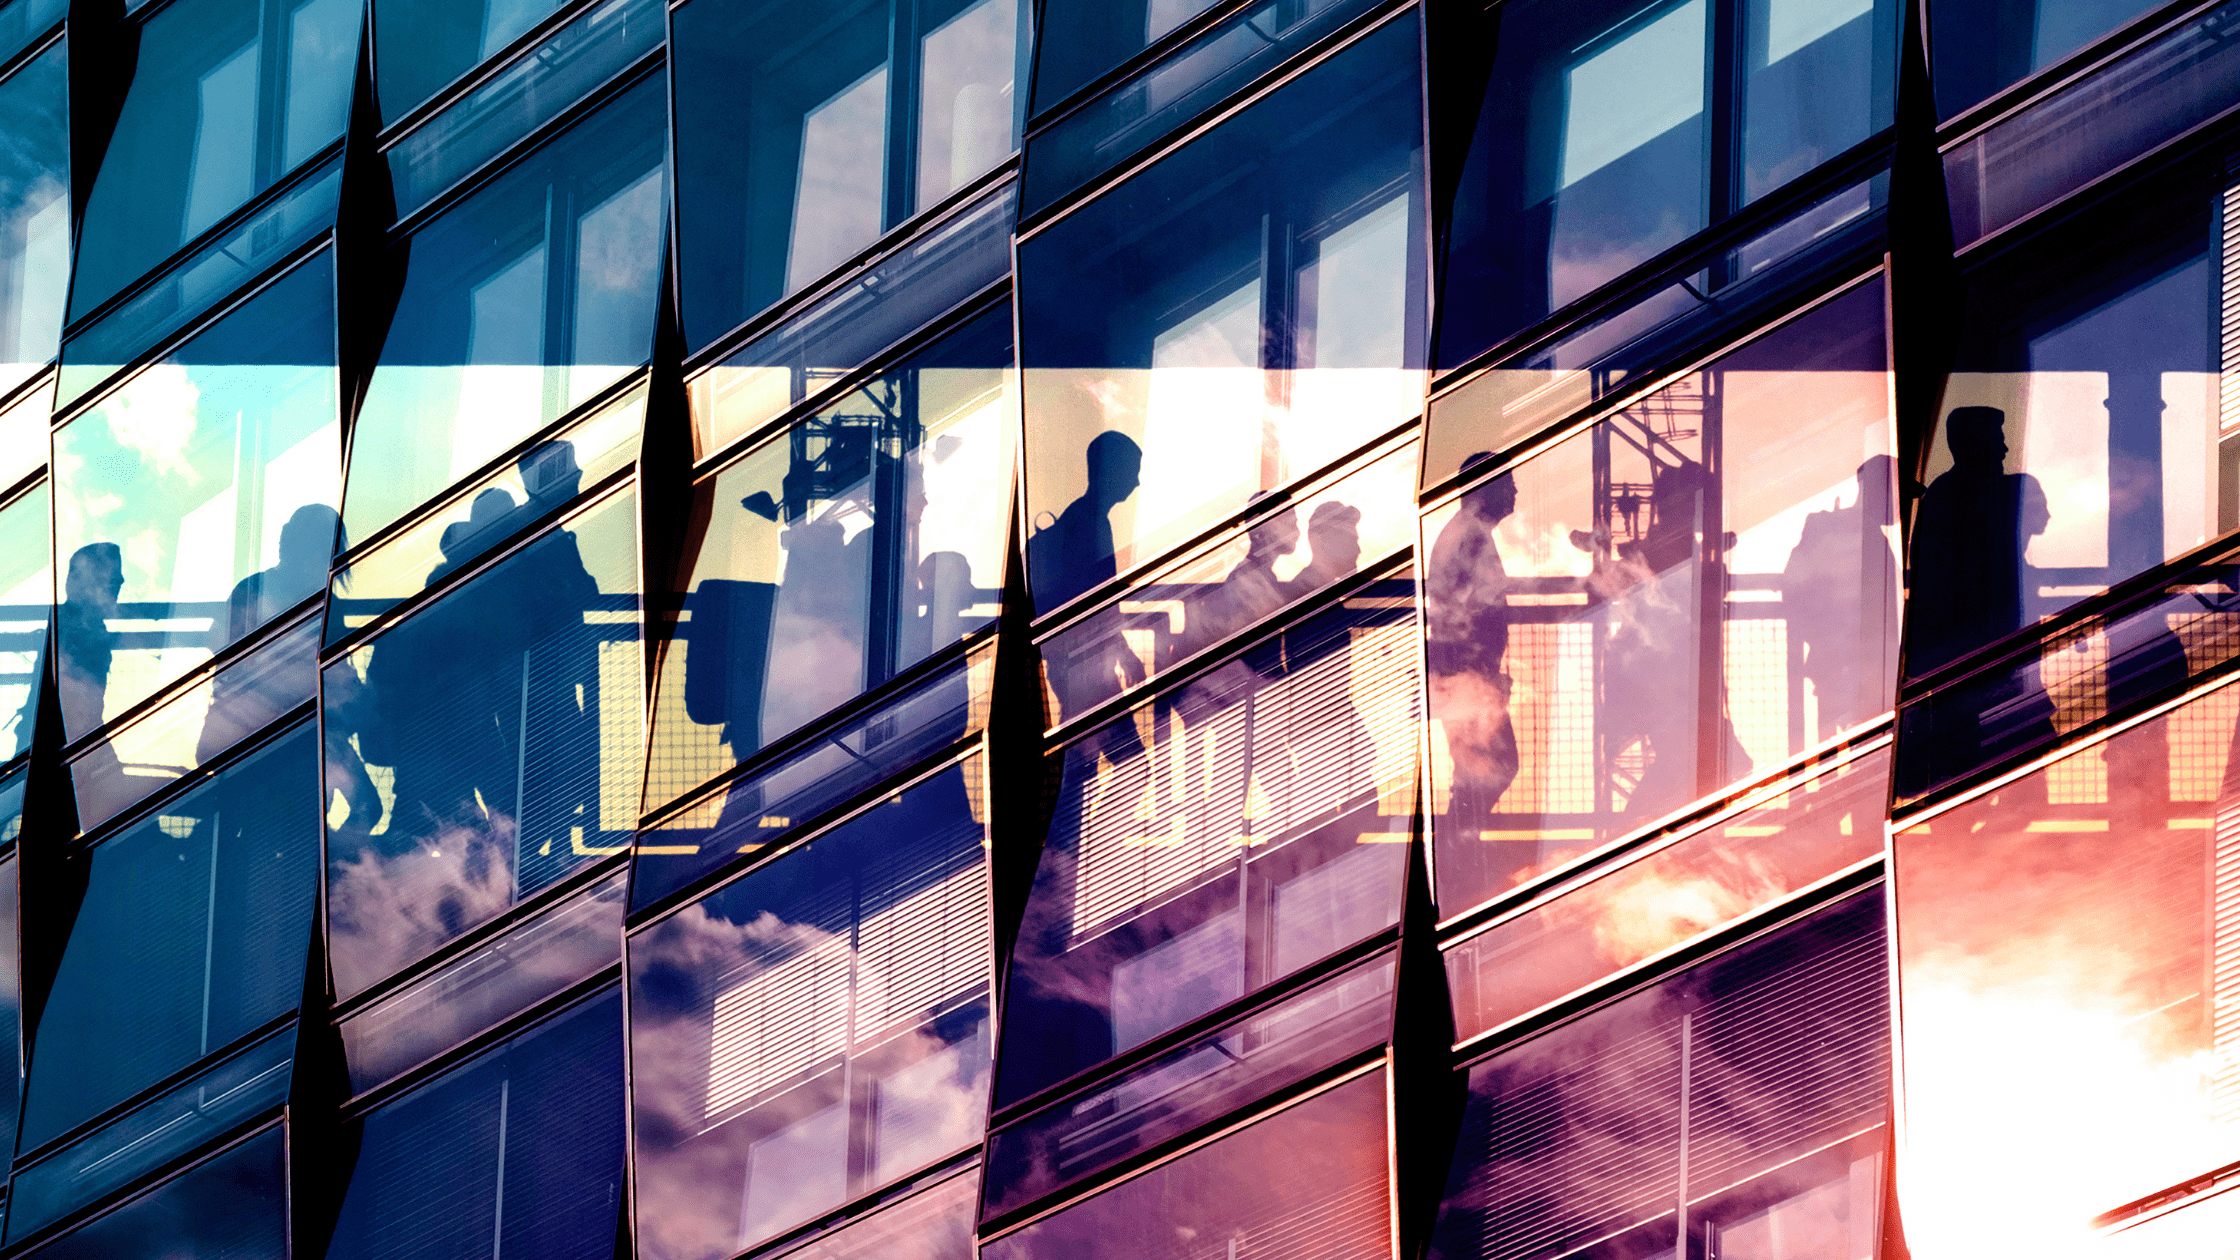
[981,1069,1391,1260]
[1446,747,1887,1041]
[2104,1186,2240,1258]
[1930,0,2165,118]
[1429,892,1887,1260]
[5,1027,292,1243]
[381,0,666,216]
[1422,173,1887,491]
[1020,16,1425,618]
[996,580,1416,1106]
[325,990,626,1260]
[1040,440,1418,727]
[0,766,22,843]
[0,0,64,67]
[372,0,571,122]
[69,0,356,321]
[636,643,991,910]
[322,489,642,998]
[70,612,318,830]
[774,1169,978,1260]
[56,158,340,411]
[1912,179,2220,678]
[1891,685,2240,1250]
[20,724,318,1151]
[649,311,1011,801]
[0,376,49,491]
[0,37,68,401]
[687,184,1014,463]
[1427,281,1895,921]
[1740,0,1888,203]
[0,855,19,1161]
[327,383,643,643]
[629,760,991,1260]
[1944,0,2240,247]
[671,0,1023,350]
[339,869,623,1093]
[0,483,50,764]
[984,951,1394,1220]
[345,78,662,545]
[1029,0,1223,115]
[1020,0,1378,218]
[51,257,339,741]
[19,1127,285,1260]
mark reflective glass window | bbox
[1911,170,2222,678]
[671,0,1024,349]
[21,1126,286,1260]
[983,1069,1392,1260]
[324,989,626,1260]
[629,760,991,1260]
[0,36,67,400]
[1892,681,2240,1251]
[777,1170,978,1260]
[0,375,50,490]
[69,0,357,320]
[1429,891,1888,1260]
[1930,0,2162,117]
[372,0,570,122]
[996,581,1417,1106]
[344,77,662,545]
[646,310,1012,806]
[0,853,18,1162]
[51,256,339,741]
[0,0,65,67]
[0,764,22,843]
[322,489,642,998]
[1426,281,1895,920]
[1018,15,1425,617]
[20,723,319,1151]
[1028,0,1219,114]
[1436,0,1895,369]
[0,482,49,764]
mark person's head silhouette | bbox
[1854,455,1897,526]
[1946,407,2010,470]
[1084,431,1143,509]
[276,504,341,579]
[1466,471,1518,524]
[520,439,583,508]
[1307,501,1363,573]
[64,542,123,612]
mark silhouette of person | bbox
[1032,431,1143,612]
[1182,504,1299,661]
[215,504,338,652]
[56,542,122,741]
[1781,456,1898,740]
[1427,472,1521,846]
[1286,501,1363,599]
[423,489,519,590]
[1910,406,2051,674]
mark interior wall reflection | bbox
[20,1126,287,1260]
[1426,280,1895,920]
[68,0,356,322]
[1434,0,1895,370]
[322,489,642,998]
[670,0,1023,350]
[0,482,50,765]
[628,760,991,1260]
[0,37,67,400]
[997,579,1417,1106]
[371,0,568,121]
[50,256,339,742]
[1929,0,2162,118]
[344,76,663,546]
[1018,13,1426,617]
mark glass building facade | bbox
[0,0,2234,1254]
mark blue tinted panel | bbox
[21,1127,286,1260]
[0,0,64,67]
[51,257,339,741]
[0,37,68,400]
[0,856,18,1161]
[325,990,626,1260]
[323,490,642,998]
[21,724,319,1151]
[629,761,991,1260]
[1931,0,2163,117]
[372,0,570,122]
[1028,0,1218,115]
[345,78,662,544]
[996,583,1416,1106]
[1018,16,1425,617]
[0,483,49,764]
[646,311,1011,809]
[70,0,357,320]
[671,0,1022,349]
[0,766,23,844]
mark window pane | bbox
[0,38,69,400]
[344,78,662,545]
[20,723,319,1151]
[1426,281,1894,920]
[323,490,642,998]
[1741,0,1888,203]
[70,0,355,319]
[1930,0,2162,118]
[1029,0,1222,114]
[983,1069,1392,1260]
[1892,683,2240,1249]
[325,990,626,1260]
[648,310,1012,803]
[915,0,1018,207]
[1018,15,1425,617]
[51,256,339,741]
[21,1127,286,1260]
[996,581,1416,1106]
[1429,892,1888,1260]
[0,854,19,1162]
[0,0,64,67]
[629,760,992,1260]
[0,376,50,491]
[777,1170,978,1260]
[1910,179,2219,678]
[372,0,572,122]
[0,482,50,765]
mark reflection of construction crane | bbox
[749,377,922,522]
[1598,373,1713,548]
